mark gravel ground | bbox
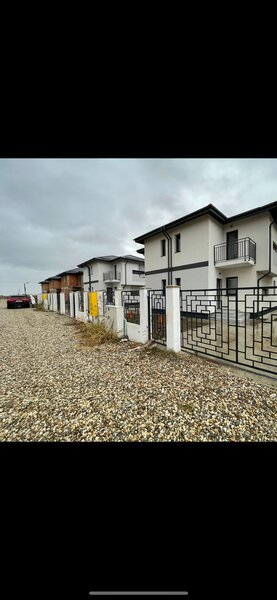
[0,299,276,441]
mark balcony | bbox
[103,271,121,283]
[214,237,256,268]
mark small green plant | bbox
[74,320,118,347]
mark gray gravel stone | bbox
[0,299,276,441]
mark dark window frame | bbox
[162,279,166,295]
[226,276,238,296]
[175,277,181,286]
[161,239,166,257]
[175,233,181,253]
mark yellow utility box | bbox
[89,292,99,317]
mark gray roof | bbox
[77,254,144,267]
[134,200,277,244]
[55,268,83,277]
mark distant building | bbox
[77,255,145,299]
[39,268,82,294]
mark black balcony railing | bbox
[214,237,256,264]
[103,271,121,281]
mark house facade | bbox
[39,280,50,293]
[77,255,145,298]
[46,276,62,293]
[57,268,83,292]
[134,201,277,293]
[39,269,83,294]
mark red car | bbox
[7,295,31,309]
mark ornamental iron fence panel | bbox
[122,290,140,324]
[180,286,277,375]
[148,289,166,345]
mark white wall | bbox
[145,216,210,273]
[145,210,277,292]
[82,259,145,292]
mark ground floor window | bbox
[162,279,166,295]
[226,276,238,296]
[175,277,181,287]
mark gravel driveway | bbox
[0,299,276,441]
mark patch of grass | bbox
[144,344,180,361]
[74,320,118,347]
[34,303,44,311]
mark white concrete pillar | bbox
[166,286,181,352]
[97,291,104,319]
[84,292,89,320]
[60,293,65,315]
[69,293,75,318]
[74,292,79,317]
[105,305,124,337]
[43,295,48,311]
[114,290,122,306]
[139,288,149,343]
[53,293,58,312]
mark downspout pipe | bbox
[162,227,173,285]
[256,220,275,318]
[86,263,92,292]
[125,261,128,289]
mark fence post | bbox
[60,293,65,315]
[139,288,149,342]
[53,293,58,312]
[69,293,75,318]
[84,292,89,321]
[114,290,122,306]
[97,291,104,319]
[43,294,48,310]
[166,286,181,352]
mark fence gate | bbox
[148,290,166,345]
[64,292,70,316]
[180,286,277,375]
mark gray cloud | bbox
[1,158,277,295]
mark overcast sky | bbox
[1,158,277,295]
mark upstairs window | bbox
[273,241,277,253]
[162,279,166,295]
[175,233,181,253]
[161,239,166,256]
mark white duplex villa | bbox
[134,200,277,295]
[77,254,145,301]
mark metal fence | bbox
[64,292,70,316]
[180,286,277,375]
[122,290,140,324]
[148,290,166,345]
[103,290,115,311]
[78,292,84,312]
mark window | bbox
[175,233,181,253]
[162,279,166,295]
[175,277,181,286]
[273,241,277,253]
[226,277,238,296]
[161,239,166,256]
